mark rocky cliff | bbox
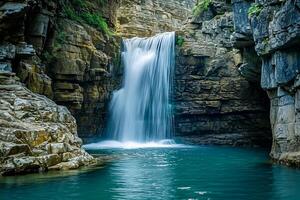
[0,0,120,175]
[116,0,196,37]
[1,0,299,171]
[0,0,121,141]
[174,0,271,146]
[231,0,300,166]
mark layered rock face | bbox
[0,0,120,174]
[116,0,196,37]
[231,0,300,166]
[0,0,121,140]
[49,19,120,140]
[0,72,94,175]
[174,0,271,146]
[0,1,53,98]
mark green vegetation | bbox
[52,31,67,50]
[56,31,67,43]
[61,0,112,36]
[248,3,263,17]
[262,37,269,45]
[96,0,107,6]
[81,12,112,35]
[41,51,54,63]
[71,0,87,8]
[192,0,212,16]
[176,36,185,47]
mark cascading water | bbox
[106,32,175,143]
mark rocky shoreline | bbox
[0,72,96,175]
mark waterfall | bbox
[106,32,175,142]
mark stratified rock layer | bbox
[174,0,271,146]
[49,18,121,140]
[0,0,121,140]
[116,0,196,37]
[0,72,94,175]
[232,0,300,166]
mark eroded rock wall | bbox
[0,0,122,140]
[49,18,121,140]
[174,0,271,146]
[232,0,300,166]
[0,0,121,174]
[0,72,95,175]
[116,0,196,37]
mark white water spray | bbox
[107,32,175,142]
[84,32,176,149]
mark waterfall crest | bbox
[106,32,175,142]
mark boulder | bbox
[0,72,95,176]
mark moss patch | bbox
[192,0,212,16]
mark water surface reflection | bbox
[1,146,300,200]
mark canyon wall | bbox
[116,0,196,37]
[114,0,271,146]
[0,0,197,147]
[1,0,299,171]
[0,0,120,174]
[1,0,272,147]
[0,0,122,141]
[174,0,271,146]
[231,0,300,166]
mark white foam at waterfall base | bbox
[83,139,187,150]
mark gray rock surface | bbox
[232,0,300,166]
[174,1,271,147]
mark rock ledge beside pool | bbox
[0,72,96,176]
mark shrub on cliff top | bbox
[192,0,212,16]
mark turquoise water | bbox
[1,146,300,200]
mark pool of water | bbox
[1,145,300,200]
